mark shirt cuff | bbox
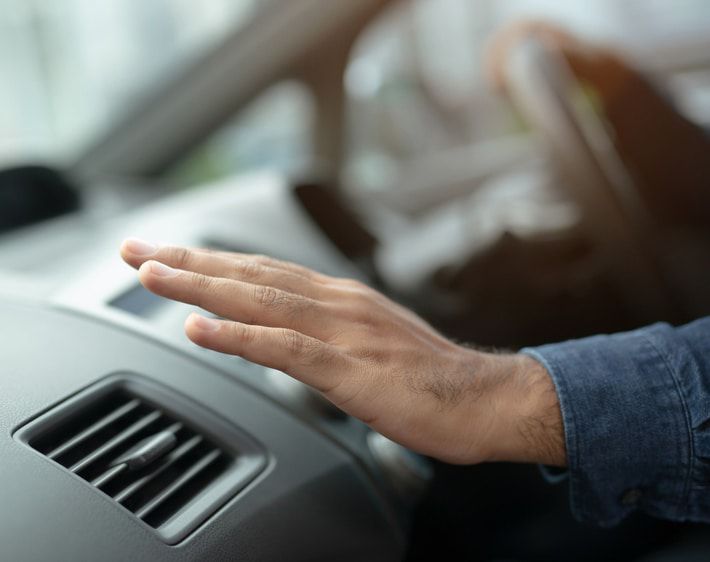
[522,323,692,527]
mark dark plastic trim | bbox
[14,373,268,544]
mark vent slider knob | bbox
[113,430,178,471]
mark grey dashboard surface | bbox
[0,297,402,561]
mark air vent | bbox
[14,375,266,544]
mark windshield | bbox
[0,0,258,168]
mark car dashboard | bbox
[0,173,423,561]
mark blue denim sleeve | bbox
[522,317,710,527]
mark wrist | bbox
[480,352,566,466]
[427,346,565,467]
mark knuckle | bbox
[343,296,386,330]
[287,294,316,317]
[253,285,281,308]
[251,254,275,268]
[191,271,213,293]
[235,260,264,282]
[169,246,193,268]
[280,329,322,363]
[343,286,376,315]
[341,280,375,303]
[280,329,305,356]
[351,308,377,327]
[352,287,374,304]
[256,254,311,277]
[253,285,314,319]
[231,323,255,345]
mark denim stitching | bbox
[641,328,694,521]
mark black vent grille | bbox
[15,376,266,543]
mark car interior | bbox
[2,0,710,560]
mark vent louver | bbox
[15,376,266,544]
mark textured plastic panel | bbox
[15,375,266,544]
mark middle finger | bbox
[138,260,332,337]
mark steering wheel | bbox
[503,38,676,321]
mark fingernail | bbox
[148,261,179,277]
[192,314,219,331]
[125,238,158,256]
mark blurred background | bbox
[3,0,710,188]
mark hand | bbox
[120,238,565,466]
[485,19,632,104]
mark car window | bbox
[167,81,315,189]
[0,0,260,168]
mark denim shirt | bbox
[522,317,710,527]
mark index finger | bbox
[121,239,329,282]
